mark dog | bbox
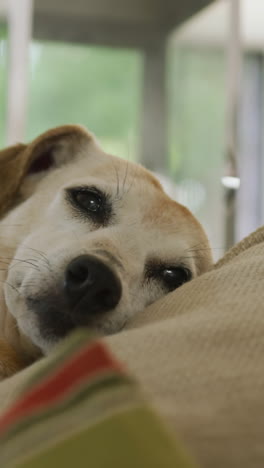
[0,125,213,379]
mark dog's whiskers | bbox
[121,160,130,198]
[188,247,224,252]
[8,259,40,272]
[22,245,51,269]
[180,255,206,261]
[0,238,50,269]
[0,257,40,270]
[124,165,138,197]
[111,161,121,201]
[0,279,20,296]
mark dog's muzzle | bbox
[26,254,122,340]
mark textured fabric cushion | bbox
[1,227,264,468]
[105,227,264,468]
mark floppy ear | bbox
[0,125,95,218]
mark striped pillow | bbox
[0,329,195,468]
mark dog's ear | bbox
[25,125,95,175]
[0,125,95,218]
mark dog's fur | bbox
[0,125,213,379]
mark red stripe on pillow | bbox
[0,341,123,434]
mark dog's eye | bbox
[67,187,111,225]
[73,189,102,213]
[160,267,191,291]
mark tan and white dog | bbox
[0,125,212,379]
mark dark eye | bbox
[160,267,191,291]
[67,187,111,225]
[73,189,102,213]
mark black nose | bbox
[64,255,122,317]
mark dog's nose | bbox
[64,255,122,316]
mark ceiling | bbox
[32,0,215,47]
[2,1,264,51]
[33,0,215,26]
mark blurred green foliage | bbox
[27,42,142,159]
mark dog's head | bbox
[0,125,212,355]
